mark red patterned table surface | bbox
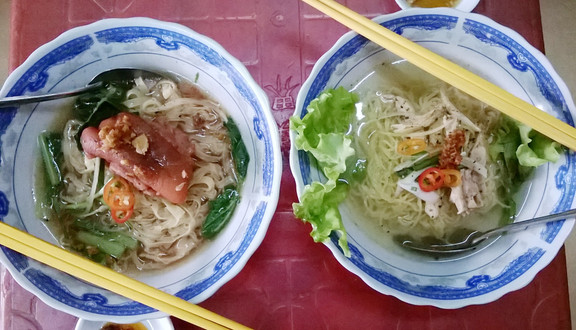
[1,0,571,329]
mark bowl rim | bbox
[74,317,174,330]
[0,17,282,322]
[290,7,576,308]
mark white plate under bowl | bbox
[0,18,281,323]
[290,8,575,308]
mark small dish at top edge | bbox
[395,0,480,12]
[75,317,174,330]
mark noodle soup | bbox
[343,60,537,246]
[290,8,572,308]
[35,75,247,273]
[291,55,556,256]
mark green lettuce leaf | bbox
[488,117,563,224]
[290,87,360,257]
[516,123,561,166]
[489,116,563,184]
[293,181,350,256]
[313,133,355,181]
[290,87,358,181]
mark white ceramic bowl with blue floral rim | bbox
[0,17,281,322]
[289,8,576,308]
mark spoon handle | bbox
[474,208,576,243]
[0,82,103,108]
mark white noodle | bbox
[58,78,237,271]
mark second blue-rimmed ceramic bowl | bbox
[290,8,575,308]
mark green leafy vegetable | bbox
[293,181,350,255]
[489,116,562,183]
[290,87,362,257]
[38,132,62,186]
[291,87,358,182]
[516,123,562,166]
[73,218,139,260]
[36,132,63,220]
[489,116,562,224]
[74,82,131,147]
[76,231,128,258]
[200,118,248,239]
[225,117,250,181]
[201,187,240,239]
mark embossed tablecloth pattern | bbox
[1,0,571,329]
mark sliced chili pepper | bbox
[418,167,445,192]
[111,208,134,224]
[104,177,134,210]
[441,169,462,187]
[103,177,135,223]
[397,138,427,156]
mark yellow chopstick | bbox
[0,222,250,330]
[302,0,576,151]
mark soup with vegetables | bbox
[35,75,249,272]
[291,60,562,255]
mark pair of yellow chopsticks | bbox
[302,0,576,151]
[0,222,250,330]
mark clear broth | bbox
[345,59,521,249]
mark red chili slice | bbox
[103,177,135,223]
[418,167,445,192]
[111,208,134,224]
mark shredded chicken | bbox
[425,198,442,218]
[385,89,491,218]
[450,168,486,214]
[448,138,488,214]
[441,90,481,132]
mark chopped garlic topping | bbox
[175,182,186,192]
[132,134,149,155]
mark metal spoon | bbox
[0,68,162,108]
[396,208,576,254]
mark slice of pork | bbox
[81,112,195,204]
